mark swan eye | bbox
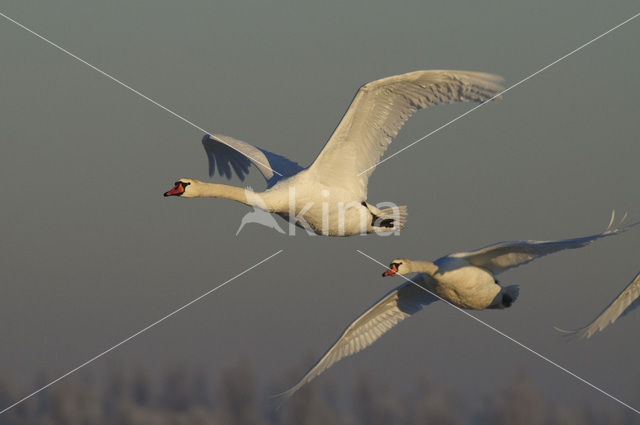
[173,181,190,189]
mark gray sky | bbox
[1,0,639,413]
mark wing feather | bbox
[309,70,504,198]
[556,270,640,339]
[277,277,437,400]
[202,133,303,188]
[450,218,639,275]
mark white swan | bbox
[277,215,637,398]
[555,270,640,339]
[164,70,504,236]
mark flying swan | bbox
[555,269,640,339]
[164,70,503,236]
[277,214,637,398]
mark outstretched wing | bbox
[202,133,303,188]
[277,277,437,400]
[450,214,638,275]
[556,270,640,339]
[309,70,504,198]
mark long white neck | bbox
[187,181,255,206]
[407,260,439,276]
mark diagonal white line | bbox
[358,11,640,176]
[0,249,284,416]
[0,11,282,177]
[356,249,640,415]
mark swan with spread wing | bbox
[277,214,637,398]
[164,70,503,236]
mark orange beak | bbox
[164,182,185,197]
[382,264,398,277]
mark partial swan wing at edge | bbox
[555,270,640,339]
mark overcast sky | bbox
[1,0,639,414]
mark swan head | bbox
[164,178,195,197]
[382,258,410,277]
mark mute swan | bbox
[164,70,503,236]
[555,269,640,339]
[278,214,637,398]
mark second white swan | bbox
[278,214,637,398]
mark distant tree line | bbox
[0,360,635,425]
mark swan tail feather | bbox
[505,284,519,302]
[377,205,408,230]
[502,285,520,308]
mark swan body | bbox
[278,214,638,398]
[235,186,286,235]
[265,170,390,235]
[418,258,505,309]
[164,70,504,236]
